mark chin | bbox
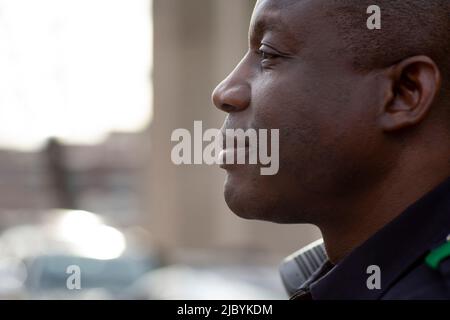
[223,170,300,224]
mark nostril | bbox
[221,104,237,113]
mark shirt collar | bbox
[309,177,450,300]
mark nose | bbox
[212,60,251,113]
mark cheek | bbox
[251,71,323,155]
[250,72,365,189]
[251,74,312,129]
[247,80,322,191]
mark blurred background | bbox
[0,0,321,299]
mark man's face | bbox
[212,0,383,224]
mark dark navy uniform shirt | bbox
[291,177,450,300]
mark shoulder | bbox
[383,236,450,300]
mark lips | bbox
[218,147,249,166]
[218,129,252,169]
[219,129,251,150]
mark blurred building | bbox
[0,132,144,230]
[0,149,55,211]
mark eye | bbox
[257,44,281,67]
[260,49,278,60]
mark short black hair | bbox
[326,0,450,92]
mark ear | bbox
[377,56,442,132]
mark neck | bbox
[318,155,450,264]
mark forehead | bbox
[255,0,304,11]
[249,0,332,47]
[249,0,350,67]
[251,0,312,29]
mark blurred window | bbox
[0,0,153,151]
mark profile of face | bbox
[211,0,438,224]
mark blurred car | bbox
[0,209,287,300]
[128,264,287,300]
[24,254,155,299]
[0,209,160,299]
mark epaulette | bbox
[425,235,450,270]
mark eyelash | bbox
[258,49,279,62]
[258,49,279,61]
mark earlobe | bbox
[377,56,442,132]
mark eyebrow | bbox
[254,16,284,35]
[249,15,284,42]
[249,14,301,52]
